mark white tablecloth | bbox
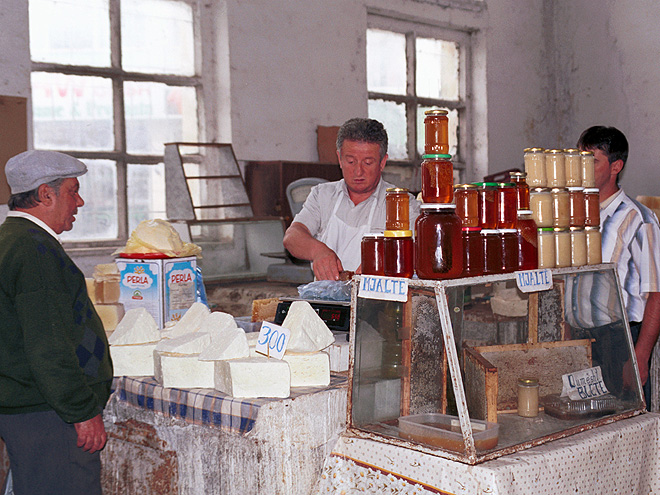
[315,413,660,494]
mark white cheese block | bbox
[281,300,334,353]
[165,302,210,338]
[154,351,215,389]
[199,311,237,338]
[199,326,250,361]
[108,307,160,345]
[327,334,350,372]
[282,351,330,387]
[155,332,211,354]
[214,357,290,398]
[110,342,158,376]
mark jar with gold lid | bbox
[384,230,414,278]
[554,228,571,267]
[497,182,518,229]
[570,227,587,267]
[509,171,530,210]
[581,150,596,187]
[530,187,553,227]
[517,377,539,418]
[564,148,582,187]
[421,154,454,204]
[545,149,566,188]
[585,226,602,265]
[386,188,410,231]
[568,186,586,227]
[414,204,463,280]
[551,187,570,228]
[454,183,479,227]
[524,148,546,187]
[424,109,449,155]
[537,227,556,268]
[361,233,385,276]
[584,188,600,226]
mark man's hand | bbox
[311,248,344,281]
[283,222,344,280]
[74,414,107,453]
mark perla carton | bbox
[116,256,197,328]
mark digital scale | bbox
[273,298,351,333]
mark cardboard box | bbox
[116,256,197,328]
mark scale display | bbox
[273,299,351,332]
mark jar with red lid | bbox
[497,182,517,229]
[509,171,530,210]
[462,227,483,277]
[500,228,519,273]
[481,229,502,275]
[454,184,479,227]
[517,209,538,271]
[386,188,410,231]
[361,233,385,276]
[584,188,600,227]
[474,182,498,229]
[421,154,454,203]
[384,230,414,278]
[414,204,463,279]
[424,109,449,155]
[568,186,586,227]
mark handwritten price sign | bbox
[255,322,291,360]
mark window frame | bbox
[367,14,473,180]
[29,0,203,248]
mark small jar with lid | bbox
[524,148,547,187]
[414,204,463,280]
[361,233,385,276]
[509,171,530,210]
[570,227,587,267]
[568,186,586,227]
[474,182,498,229]
[421,154,454,203]
[500,228,519,273]
[564,149,582,187]
[584,188,600,226]
[517,210,538,271]
[424,109,449,155]
[537,227,556,268]
[585,226,602,265]
[454,184,479,227]
[462,227,484,277]
[581,150,596,187]
[530,187,553,227]
[481,229,502,275]
[384,230,414,278]
[497,182,518,229]
[517,377,539,418]
[554,228,571,268]
[545,149,566,188]
[386,188,410,231]
[551,187,570,228]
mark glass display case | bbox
[348,264,645,464]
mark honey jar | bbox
[474,182,498,229]
[361,233,385,276]
[384,230,414,278]
[461,227,484,277]
[454,184,479,227]
[481,229,502,275]
[530,187,553,227]
[545,149,566,188]
[415,204,463,280]
[509,171,530,210]
[517,210,538,271]
[421,155,454,204]
[581,150,596,187]
[568,186,586,227]
[584,188,600,227]
[537,227,556,268]
[386,188,410,231]
[551,187,570,228]
[497,182,518,229]
[554,228,571,268]
[524,147,546,187]
[564,148,582,187]
[423,109,449,155]
[517,377,539,418]
[585,226,602,265]
[570,227,587,267]
[500,228,519,273]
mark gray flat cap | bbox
[5,150,87,194]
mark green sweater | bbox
[0,217,113,423]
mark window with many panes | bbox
[29,0,201,243]
[367,16,471,180]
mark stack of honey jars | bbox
[524,147,601,268]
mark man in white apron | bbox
[284,118,419,280]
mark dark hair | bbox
[8,178,65,210]
[336,118,388,160]
[577,126,629,166]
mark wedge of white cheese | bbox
[199,326,250,361]
[214,356,290,398]
[155,331,211,354]
[110,342,158,376]
[108,307,160,345]
[282,351,330,387]
[154,351,215,389]
[281,300,334,353]
[164,302,210,338]
[199,311,237,337]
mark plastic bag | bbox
[297,280,351,302]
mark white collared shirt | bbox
[7,211,61,244]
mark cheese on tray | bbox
[163,302,210,338]
[198,311,238,337]
[155,331,211,354]
[111,342,158,376]
[199,326,250,361]
[214,356,290,398]
[281,300,334,353]
[154,352,215,389]
[282,351,330,387]
[108,307,160,345]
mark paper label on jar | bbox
[561,366,609,400]
[514,269,553,293]
[358,275,408,302]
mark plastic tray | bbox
[543,394,618,420]
[398,413,499,453]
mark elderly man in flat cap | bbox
[0,151,113,495]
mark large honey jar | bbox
[361,233,385,276]
[423,108,449,155]
[421,154,454,203]
[415,204,463,280]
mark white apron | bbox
[319,182,380,271]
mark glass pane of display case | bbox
[349,265,645,464]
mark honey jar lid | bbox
[453,183,477,190]
[553,227,569,233]
[362,232,384,239]
[567,186,585,191]
[422,154,452,160]
[569,227,585,232]
[524,147,545,153]
[518,377,539,386]
[480,229,500,235]
[472,181,499,187]
[383,230,413,237]
[546,149,564,154]
[531,187,550,193]
[509,171,527,177]
[583,187,599,193]
[497,182,515,187]
[517,209,533,215]
[424,108,448,116]
[386,187,409,193]
[563,148,580,154]
[550,187,568,193]
[420,203,456,211]
[584,226,601,232]
[579,150,594,156]
[500,228,517,234]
